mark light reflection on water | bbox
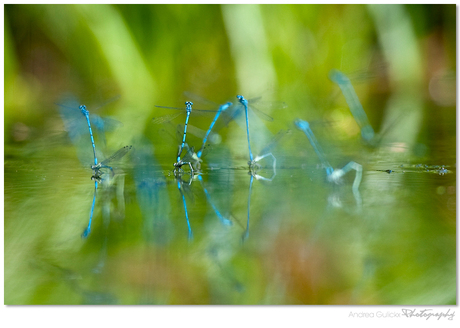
[4,130,456,305]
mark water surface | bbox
[4,124,456,305]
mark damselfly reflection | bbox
[242,131,283,241]
[176,175,193,240]
[83,145,132,238]
[197,175,233,226]
[93,173,127,274]
[248,129,290,182]
[295,119,362,204]
[243,173,255,242]
[175,171,234,239]
[132,140,173,245]
[83,180,98,238]
[57,95,127,238]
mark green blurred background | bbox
[5,4,456,148]
[4,4,456,305]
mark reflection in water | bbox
[93,173,127,273]
[57,95,131,238]
[82,179,98,238]
[4,2,457,307]
[243,132,283,241]
[4,78,455,306]
[176,174,193,240]
[294,119,363,206]
[243,173,254,241]
[133,139,173,245]
[4,128,455,304]
[197,175,233,226]
[5,91,455,305]
[83,146,132,238]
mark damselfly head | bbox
[294,118,309,131]
[184,101,193,113]
[328,69,350,84]
[220,102,232,111]
[236,95,249,107]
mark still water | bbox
[4,101,456,305]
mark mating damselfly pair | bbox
[57,69,381,239]
[57,96,133,237]
[153,94,286,177]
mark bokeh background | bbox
[4,4,456,305]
